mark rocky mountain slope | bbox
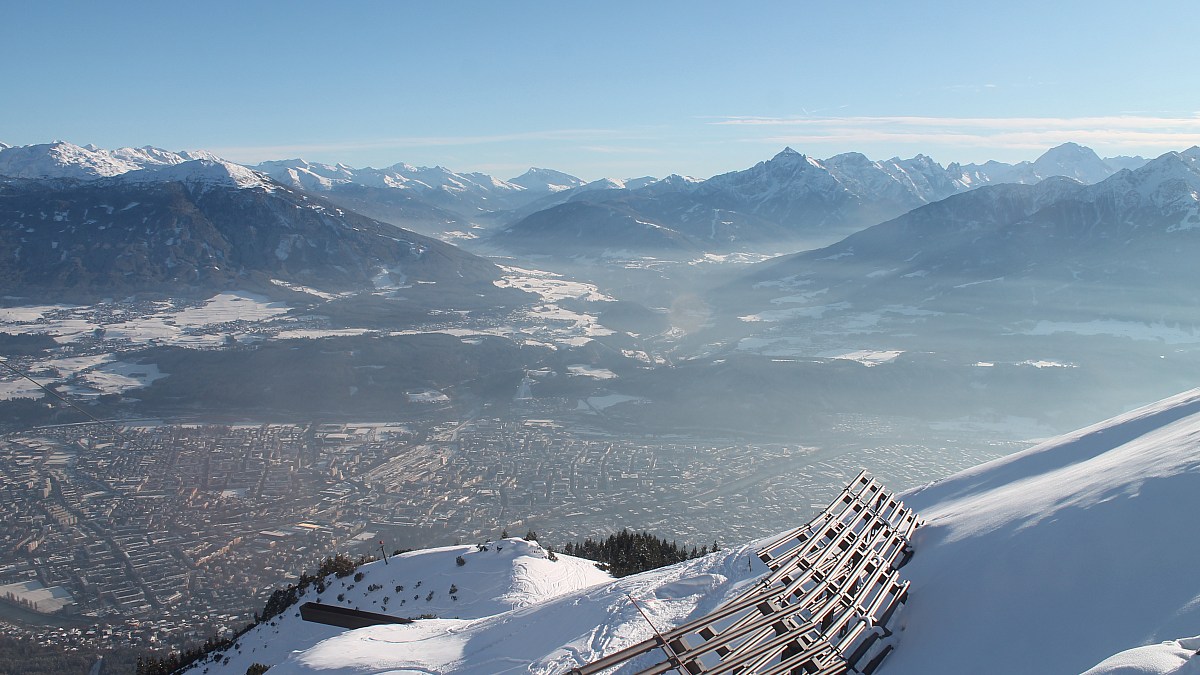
[725,147,1200,326]
[0,154,516,303]
[495,143,1143,256]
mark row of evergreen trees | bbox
[560,529,716,577]
[135,635,240,675]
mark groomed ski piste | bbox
[190,389,1200,675]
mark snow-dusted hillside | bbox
[115,158,275,191]
[882,388,1200,675]
[0,141,216,180]
[183,538,614,675]
[189,389,1200,674]
[509,167,587,193]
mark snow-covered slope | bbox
[1082,636,1200,675]
[184,538,614,674]
[0,141,215,180]
[952,142,1141,186]
[1030,141,1117,184]
[253,158,358,191]
[884,388,1200,675]
[115,158,275,191]
[252,158,546,218]
[196,388,1200,675]
[508,167,586,193]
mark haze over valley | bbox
[4,3,1200,673]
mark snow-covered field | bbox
[0,378,43,400]
[494,265,614,303]
[576,394,645,411]
[0,278,619,400]
[190,388,1200,674]
[1025,319,1200,345]
[566,364,618,379]
[0,292,295,398]
[493,265,616,347]
[817,349,904,366]
[0,291,287,348]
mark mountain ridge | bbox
[1,141,1149,249]
[0,162,512,303]
[722,147,1200,327]
[494,142,1149,255]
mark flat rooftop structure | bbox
[298,602,414,630]
[0,579,76,613]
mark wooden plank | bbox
[832,617,872,654]
[677,615,823,673]
[757,644,850,675]
[820,570,900,643]
[568,635,664,675]
[701,628,839,675]
[710,505,911,657]
[766,500,872,588]
[777,519,893,603]
[697,558,883,670]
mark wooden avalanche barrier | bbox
[569,471,920,675]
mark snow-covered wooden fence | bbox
[569,471,920,675]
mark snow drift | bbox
[885,388,1200,674]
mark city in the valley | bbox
[1,405,1008,652]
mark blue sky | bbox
[4,1,1198,180]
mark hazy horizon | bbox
[4,1,1198,181]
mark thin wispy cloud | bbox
[712,114,1200,129]
[578,145,663,155]
[209,129,627,162]
[710,115,1200,152]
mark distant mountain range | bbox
[719,146,1200,335]
[0,140,1150,257]
[0,148,521,306]
[3,137,1185,312]
[495,143,1151,255]
[0,141,223,180]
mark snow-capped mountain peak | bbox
[253,158,357,191]
[116,158,275,191]
[0,141,230,181]
[1080,149,1200,217]
[766,146,822,170]
[1030,141,1115,184]
[581,177,628,191]
[0,141,143,179]
[509,167,585,193]
[622,175,660,190]
[110,145,222,167]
